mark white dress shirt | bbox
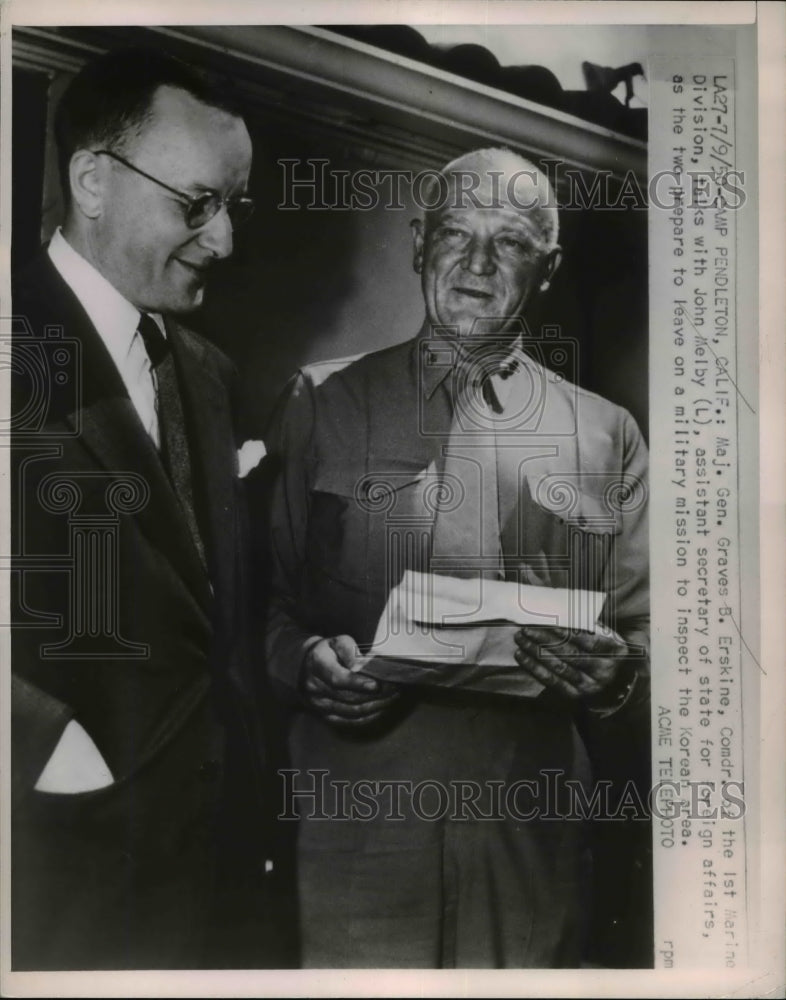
[48,228,165,448]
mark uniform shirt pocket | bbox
[307,460,435,591]
[513,478,623,591]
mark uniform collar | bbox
[414,320,525,403]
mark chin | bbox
[184,290,204,312]
[167,288,204,316]
[456,318,504,339]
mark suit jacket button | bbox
[198,759,222,783]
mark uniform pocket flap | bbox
[529,479,624,534]
[313,459,432,505]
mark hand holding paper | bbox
[514,625,629,704]
[354,571,611,698]
[301,634,401,726]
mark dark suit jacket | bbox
[10,253,269,969]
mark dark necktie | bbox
[137,314,207,571]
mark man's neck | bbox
[61,221,106,283]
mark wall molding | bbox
[12,24,646,181]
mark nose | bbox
[196,205,234,259]
[462,235,495,275]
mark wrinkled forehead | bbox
[433,203,549,243]
[428,186,554,244]
[440,164,550,214]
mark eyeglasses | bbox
[93,149,255,229]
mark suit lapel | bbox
[22,255,212,609]
[167,322,274,782]
[167,319,238,624]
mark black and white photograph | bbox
[1,2,782,997]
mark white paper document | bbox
[354,571,607,697]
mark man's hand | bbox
[301,635,400,727]
[34,720,114,793]
[514,625,630,704]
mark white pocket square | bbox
[237,439,267,478]
[35,720,114,794]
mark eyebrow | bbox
[183,179,249,198]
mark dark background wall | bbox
[11,28,648,440]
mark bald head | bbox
[421,147,559,251]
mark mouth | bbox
[453,286,493,300]
[174,258,211,280]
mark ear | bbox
[539,245,562,292]
[68,149,105,220]
[410,218,425,274]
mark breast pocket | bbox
[514,479,622,592]
[307,462,435,593]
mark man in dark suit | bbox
[10,47,275,969]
